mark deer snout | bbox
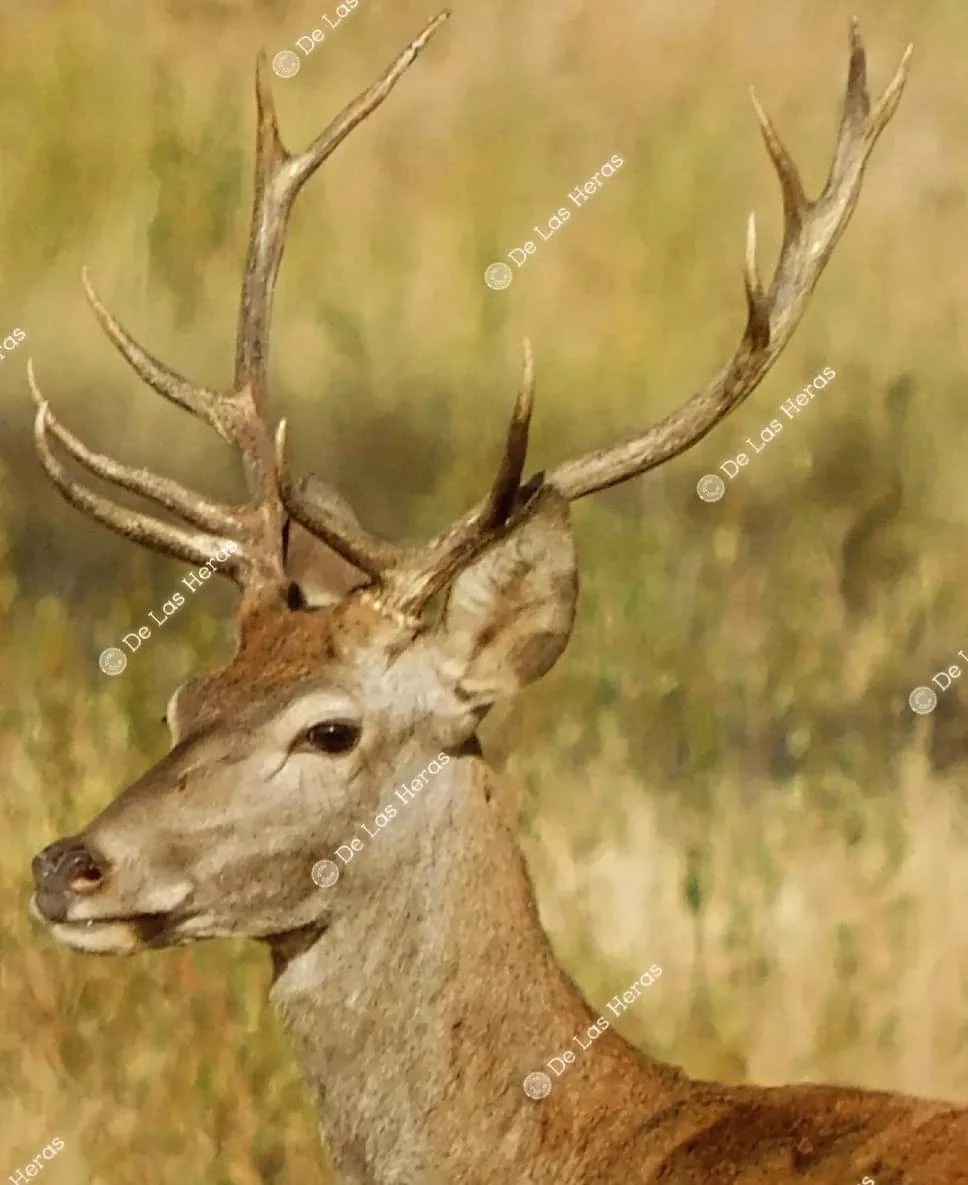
[31,837,108,921]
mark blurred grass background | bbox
[1,0,967,1180]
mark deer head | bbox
[29,14,934,1185]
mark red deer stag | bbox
[29,11,966,1184]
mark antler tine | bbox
[31,367,236,575]
[237,9,450,407]
[483,336,535,527]
[376,339,537,613]
[29,361,238,538]
[529,22,913,503]
[81,269,234,444]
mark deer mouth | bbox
[29,896,177,954]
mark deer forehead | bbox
[167,596,429,740]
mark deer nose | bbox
[32,838,108,916]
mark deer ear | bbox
[429,487,578,714]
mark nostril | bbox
[32,838,108,897]
[68,864,103,894]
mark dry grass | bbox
[1,0,967,1181]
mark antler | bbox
[31,16,910,626]
[342,18,911,618]
[30,12,450,596]
[540,20,912,503]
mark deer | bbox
[26,10,968,1184]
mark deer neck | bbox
[267,751,689,1185]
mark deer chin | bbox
[45,916,145,955]
[29,895,190,955]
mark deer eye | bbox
[304,721,360,755]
